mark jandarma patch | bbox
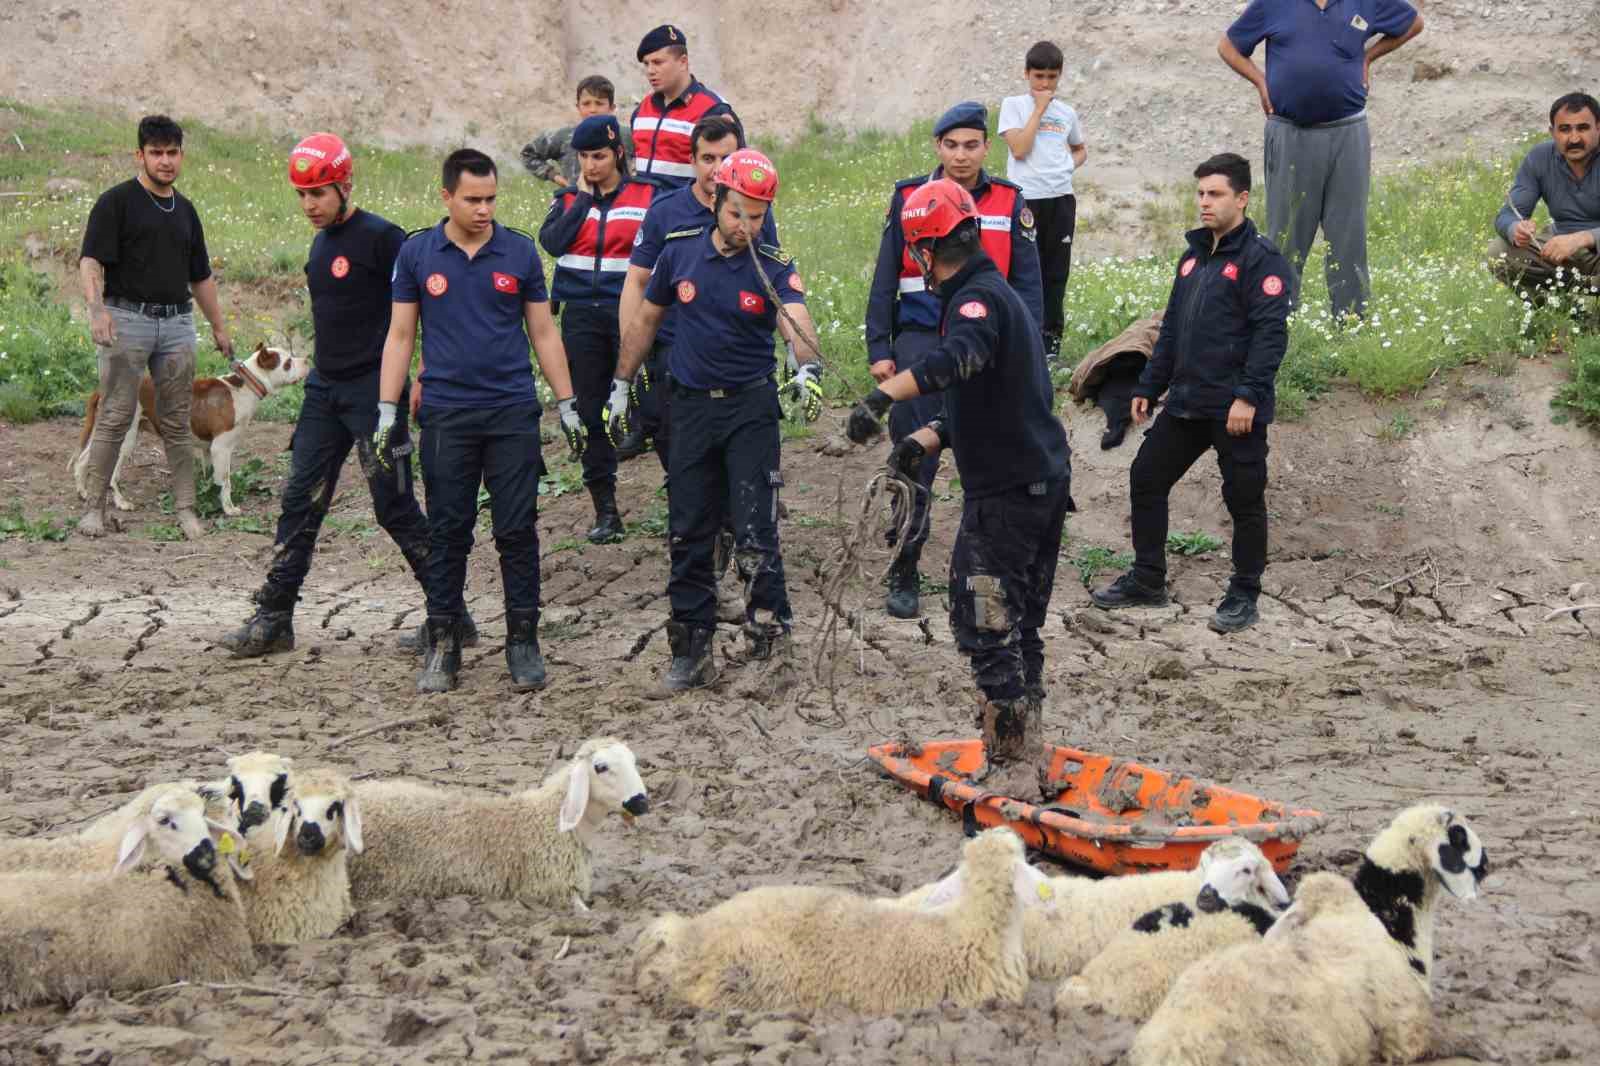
[958,301,988,319]
[1019,207,1035,228]
[1262,275,1285,296]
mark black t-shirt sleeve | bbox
[80,186,122,266]
[187,202,213,283]
[377,222,406,283]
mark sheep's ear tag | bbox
[218,832,238,857]
[1035,882,1055,903]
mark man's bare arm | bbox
[1217,35,1273,115]
[617,300,667,381]
[525,301,575,401]
[1363,14,1425,78]
[80,256,114,345]
[619,265,651,336]
[378,302,421,405]
[190,276,233,358]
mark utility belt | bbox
[106,296,192,318]
[671,374,773,400]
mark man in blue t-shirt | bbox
[375,149,587,695]
[1219,0,1423,320]
[608,149,823,695]
[219,132,447,660]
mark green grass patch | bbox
[141,522,185,542]
[626,503,669,538]
[1554,334,1600,426]
[0,501,73,541]
[0,381,43,423]
[1166,530,1224,556]
[1069,545,1133,587]
[160,456,273,519]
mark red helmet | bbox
[288,133,353,190]
[713,149,778,202]
[900,178,977,247]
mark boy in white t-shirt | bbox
[999,41,1088,357]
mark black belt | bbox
[106,296,192,318]
[672,375,773,399]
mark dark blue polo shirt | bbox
[1227,0,1418,126]
[643,228,805,391]
[629,185,779,349]
[392,220,550,412]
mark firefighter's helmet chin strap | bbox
[910,241,938,292]
[334,183,351,225]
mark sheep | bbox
[348,737,648,910]
[1129,804,1489,1066]
[894,834,1282,980]
[1053,838,1290,1020]
[0,781,214,875]
[0,788,254,1009]
[632,827,1036,1012]
[236,767,362,944]
[80,750,294,842]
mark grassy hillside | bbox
[0,99,1594,427]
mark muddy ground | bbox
[0,360,1597,1065]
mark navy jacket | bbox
[907,253,1069,498]
[866,168,1043,364]
[1135,218,1293,423]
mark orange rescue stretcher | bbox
[868,738,1325,876]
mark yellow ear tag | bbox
[217,833,236,856]
[1036,882,1055,903]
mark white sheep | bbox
[80,750,294,842]
[0,781,214,875]
[1130,804,1489,1066]
[0,789,255,1009]
[348,737,648,910]
[236,767,363,944]
[632,827,1038,1012]
[1054,839,1290,1020]
[895,834,1282,980]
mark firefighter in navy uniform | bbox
[630,24,742,189]
[848,178,1072,798]
[1092,153,1292,635]
[606,150,824,694]
[538,114,657,543]
[865,101,1044,621]
[219,132,441,658]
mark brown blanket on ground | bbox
[1067,311,1164,401]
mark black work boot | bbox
[1209,592,1260,634]
[1090,572,1170,609]
[217,584,297,658]
[614,419,647,461]
[1100,418,1130,450]
[885,557,921,619]
[399,608,479,653]
[656,621,717,696]
[416,617,462,693]
[1024,656,1046,704]
[505,609,547,692]
[972,694,1047,800]
[742,615,791,661]
[586,483,624,544]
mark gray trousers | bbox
[1264,112,1371,320]
[1486,228,1600,296]
[84,305,199,509]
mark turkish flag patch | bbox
[958,300,988,320]
[492,272,520,294]
[739,291,766,314]
[1180,257,1196,277]
[1262,275,1285,296]
[1222,262,1239,281]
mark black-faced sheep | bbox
[238,767,362,944]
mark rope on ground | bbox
[804,467,928,723]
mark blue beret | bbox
[637,24,687,61]
[934,101,988,138]
[572,115,621,152]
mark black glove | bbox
[846,387,893,445]
[887,436,926,481]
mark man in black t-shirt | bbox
[77,114,234,540]
[217,132,450,659]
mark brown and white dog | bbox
[69,343,307,516]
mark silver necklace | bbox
[142,180,177,214]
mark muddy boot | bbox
[885,557,921,619]
[743,615,791,661]
[971,694,1047,800]
[586,484,624,544]
[653,621,717,697]
[715,529,746,624]
[399,608,479,653]
[217,584,297,658]
[505,609,547,692]
[76,490,111,538]
[1024,651,1046,704]
[416,617,462,693]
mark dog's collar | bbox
[230,360,270,400]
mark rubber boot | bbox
[217,584,297,658]
[972,694,1047,800]
[743,613,791,662]
[416,617,462,694]
[885,557,921,619]
[654,621,717,696]
[505,609,547,692]
[586,483,624,544]
[398,608,479,653]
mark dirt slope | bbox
[5,0,1598,187]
